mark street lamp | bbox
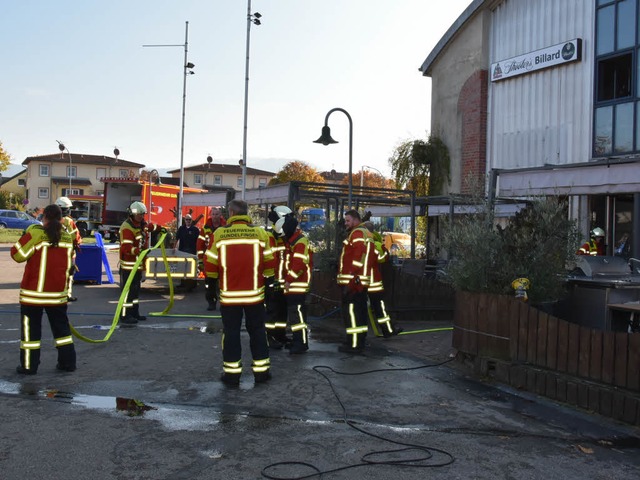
[313,108,353,208]
[56,140,72,195]
[242,1,262,200]
[143,21,194,227]
[360,164,383,188]
[148,169,161,223]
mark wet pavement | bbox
[1,246,640,479]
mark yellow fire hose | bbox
[70,233,173,343]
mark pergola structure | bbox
[183,181,528,261]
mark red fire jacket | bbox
[283,229,311,295]
[197,216,227,263]
[203,215,275,305]
[11,224,75,306]
[337,224,373,286]
[119,218,160,271]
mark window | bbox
[96,167,106,180]
[259,177,267,187]
[39,164,49,177]
[597,53,632,101]
[17,179,26,187]
[63,188,82,196]
[594,0,640,156]
[38,187,49,199]
[194,174,203,185]
[66,166,77,178]
[214,175,222,186]
[237,176,243,188]
[119,169,130,177]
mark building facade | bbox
[22,153,144,211]
[421,0,640,259]
[168,162,275,193]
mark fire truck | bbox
[68,195,104,238]
[99,177,210,242]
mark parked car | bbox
[0,209,42,229]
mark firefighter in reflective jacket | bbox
[197,207,226,311]
[11,204,77,374]
[56,196,82,302]
[277,213,311,354]
[337,209,373,353]
[577,227,605,256]
[264,205,292,349]
[363,221,403,337]
[118,201,162,325]
[204,199,275,385]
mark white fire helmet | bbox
[55,196,73,209]
[590,227,605,238]
[128,201,147,215]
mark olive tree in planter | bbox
[441,190,580,306]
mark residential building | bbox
[168,162,275,192]
[22,153,144,211]
[420,0,640,259]
[0,164,27,196]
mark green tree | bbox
[388,134,450,196]
[0,140,12,173]
[269,161,325,185]
[441,189,580,304]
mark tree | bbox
[342,170,395,190]
[388,134,450,196]
[269,161,325,185]
[0,140,12,173]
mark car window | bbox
[17,212,30,220]
[0,212,7,218]
[6,211,17,218]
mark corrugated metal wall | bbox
[488,0,594,170]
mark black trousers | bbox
[341,288,369,349]
[119,268,142,318]
[19,303,76,372]
[368,290,393,335]
[265,288,288,341]
[220,303,270,375]
[205,277,219,305]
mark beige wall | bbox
[1,171,26,196]
[429,11,490,194]
[177,171,272,191]
[26,161,135,210]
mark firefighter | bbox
[55,196,82,302]
[204,199,275,385]
[118,201,162,325]
[577,227,605,256]
[265,205,292,349]
[337,209,373,353]
[276,213,311,354]
[11,204,77,374]
[174,213,200,291]
[363,221,403,337]
[197,207,226,310]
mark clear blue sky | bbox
[1,0,471,177]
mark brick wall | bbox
[457,70,488,194]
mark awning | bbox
[497,160,640,197]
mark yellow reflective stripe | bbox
[346,326,367,334]
[353,238,365,243]
[20,341,41,349]
[221,295,264,305]
[352,260,363,267]
[55,336,74,346]
[20,295,68,305]
[20,289,68,298]
[122,239,134,245]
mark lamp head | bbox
[186,62,195,69]
[254,12,262,18]
[113,147,120,158]
[57,141,66,152]
[207,155,213,164]
[313,126,338,146]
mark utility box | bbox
[74,245,104,284]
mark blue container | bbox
[74,245,103,284]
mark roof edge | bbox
[419,0,487,76]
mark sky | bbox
[1,0,472,178]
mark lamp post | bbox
[143,21,194,228]
[56,140,72,195]
[360,164,383,188]
[313,108,353,209]
[242,1,262,200]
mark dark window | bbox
[597,53,632,100]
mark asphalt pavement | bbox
[1,245,639,480]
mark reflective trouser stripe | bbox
[223,360,242,375]
[346,303,367,348]
[376,299,392,334]
[55,335,74,347]
[290,305,308,344]
[252,358,270,373]
[21,314,40,371]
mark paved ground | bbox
[1,245,639,479]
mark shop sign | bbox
[491,38,582,82]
